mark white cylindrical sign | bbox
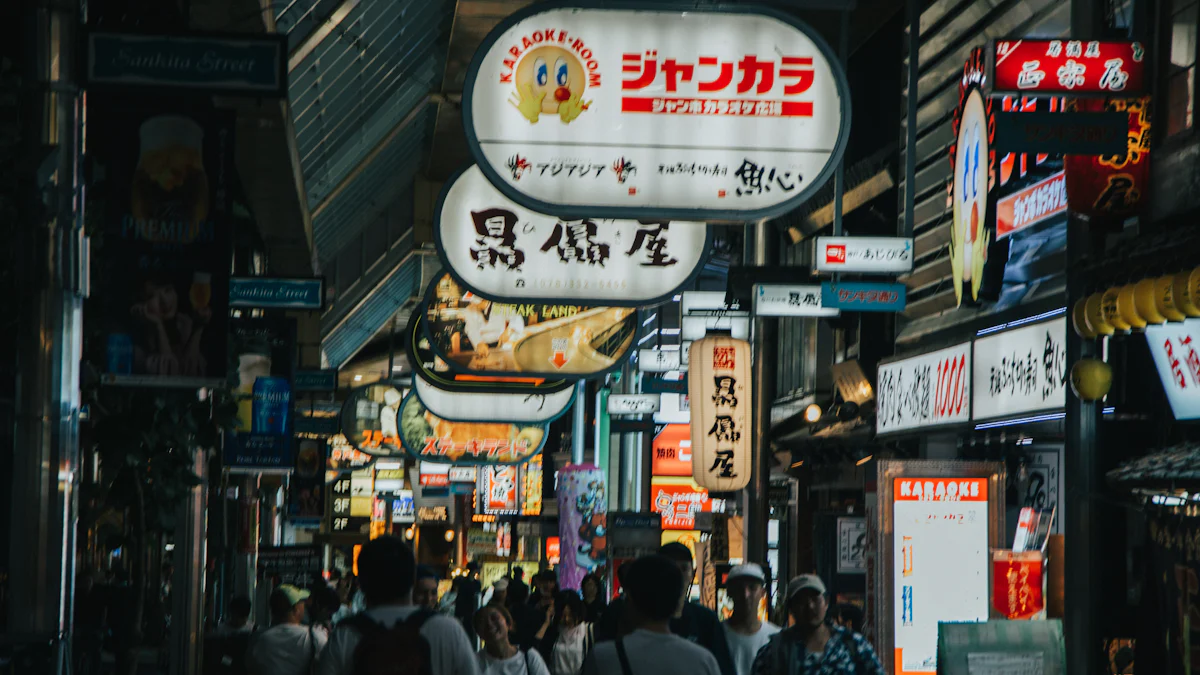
[688,336,752,491]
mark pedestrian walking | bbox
[721,564,780,675]
[245,585,327,675]
[751,575,883,675]
[475,605,552,675]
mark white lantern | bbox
[688,337,752,491]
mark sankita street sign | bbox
[753,284,839,317]
[815,237,913,273]
[996,171,1067,238]
[230,277,324,310]
[85,31,287,96]
[463,3,850,221]
[643,375,687,394]
[821,282,907,312]
[988,39,1146,96]
[994,111,1128,155]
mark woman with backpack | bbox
[475,605,551,675]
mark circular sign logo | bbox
[951,88,990,306]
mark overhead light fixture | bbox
[804,404,822,423]
[404,526,415,540]
[353,374,363,382]
[444,529,456,542]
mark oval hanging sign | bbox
[422,273,636,379]
[339,381,408,457]
[436,165,710,306]
[462,3,850,222]
[398,391,547,465]
[405,312,574,395]
[413,373,575,424]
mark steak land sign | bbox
[876,344,972,435]
[463,4,850,221]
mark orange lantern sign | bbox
[1064,96,1151,221]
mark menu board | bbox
[893,477,990,674]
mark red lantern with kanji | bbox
[1064,96,1151,221]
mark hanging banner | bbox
[688,337,752,491]
[557,464,608,590]
[479,465,521,515]
[521,453,544,516]
[339,381,408,457]
[1064,96,1151,222]
[91,102,234,387]
[398,392,547,465]
[225,317,296,471]
[876,343,972,434]
[406,313,572,395]
[436,165,710,306]
[815,236,914,274]
[971,317,1067,421]
[949,48,1010,307]
[463,4,850,221]
[289,438,326,521]
[996,171,1067,238]
[991,550,1046,620]
[652,423,694,476]
[987,39,1146,96]
[422,274,636,378]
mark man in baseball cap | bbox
[750,574,883,675]
[722,564,780,675]
[246,584,327,675]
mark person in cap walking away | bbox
[722,564,780,675]
[315,536,479,675]
[751,575,883,675]
[246,585,327,675]
[582,555,720,675]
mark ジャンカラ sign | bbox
[463,4,850,221]
[988,39,1146,96]
[688,337,751,491]
[435,166,709,306]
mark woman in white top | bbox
[544,593,594,675]
[475,605,551,675]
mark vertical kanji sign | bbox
[688,337,752,491]
[462,4,850,221]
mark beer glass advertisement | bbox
[225,317,296,471]
[289,438,326,521]
[423,274,635,378]
[89,101,234,387]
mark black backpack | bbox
[343,609,437,675]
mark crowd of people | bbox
[205,535,883,675]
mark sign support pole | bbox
[572,380,587,465]
[748,219,778,570]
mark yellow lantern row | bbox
[1074,270,1200,339]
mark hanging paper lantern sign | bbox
[1064,96,1150,221]
[1072,298,1096,339]
[396,392,547,465]
[1134,278,1167,325]
[1173,269,1200,317]
[688,336,752,492]
[1085,293,1116,336]
[422,273,637,379]
[1115,284,1147,331]
[1156,275,1188,322]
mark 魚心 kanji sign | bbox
[463,4,850,221]
[688,337,751,491]
[436,166,709,306]
[988,39,1146,96]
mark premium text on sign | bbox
[463,4,850,221]
[989,39,1146,95]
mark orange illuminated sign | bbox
[546,536,561,565]
[651,424,693,476]
[651,476,715,530]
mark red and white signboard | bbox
[996,171,1067,238]
[480,465,520,515]
[464,4,850,221]
[1145,319,1200,421]
[815,236,914,273]
[419,462,450,488]
[876,344,972,435]
[989,39,1146,95]
[991,550,1046,620]
[651,476,718,530]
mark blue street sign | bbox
[821,281,907,312]
[86,31,287,96]
[230,277,324,310]
[643,376,687,394]
[295,369,338,392]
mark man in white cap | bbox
[722,564,780,675]
[246,584,328,675]
[488,578,510,609]
[750,574,882,675]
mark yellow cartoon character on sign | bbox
[509,46,591,124]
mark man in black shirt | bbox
[595,543,735,675]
